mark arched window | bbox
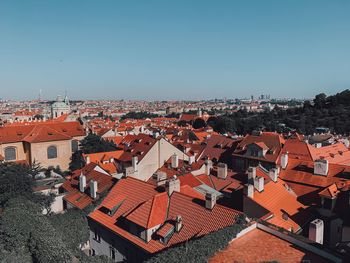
[47,146,58,159]
[4,147,16,161]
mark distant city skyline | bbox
[1,0,349,100]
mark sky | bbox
[0,0,350,101]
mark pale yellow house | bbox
[0,122,85,170]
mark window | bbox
[4,147,16,161]
[71,140,79,152]
[47,146,58,159]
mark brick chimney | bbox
[79,173,86,193]
[281,152,288,169]
[171,154,179,168]
[217,163,228,179]
[167,176,180,196]
[269,168,278,182]
[175,215,183,232]
[254,176,264,192]
[90,180,98,199]
[314,159,329,176]
[205,192,216,210]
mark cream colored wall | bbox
[30,140,72,170]
[0,142,27,162]
[133,138,189,181]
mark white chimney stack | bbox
[269,168,278,182]
[90,180,98,199]
[171,154,179,169]
[188,155,195,165]
[244,184,254,198]
[314,159,329,176]
[217,163,228,179]
[205,192,216,210]
[132,156,138,172]
[254,176,264,192]
[79,173,86,193]
[281,152,288,169]
[156,171,167,186]
[167,176,180,196]
[175,215,183,232]
[247,167,256,181]
[86,155,91,164]
[205,159,213,175]
[309,219,324,245]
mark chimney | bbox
[247,167,256,181]
[244,184,254,198]
[109,157,114,163]
[79,173,86,193]
[205,192,216,210]
[205,159,213,175]
[314,159,329,176]
[167,176,180,196]
[217,163,228,179]
[132,156,138,172]
[254,176,264,192]
[156,171,167,186]
[171,154,179,169]
[86,155,91,164]
[269,168,278,182]
[309,219,324,245]
[90,180,98,199]
[175,215,183,232]
[188,155,195,165]
[281,152,288,169]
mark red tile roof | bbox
[233,132,284,163]
[126,192,169,229]
[88,177,241,254]
[61,163,115,209]
[210,228,329,263]
[0,122,85,144]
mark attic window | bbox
[17,132,23,136]
[62,129,67,132]
[48,132,53,136]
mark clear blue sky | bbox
[1,0,350,100]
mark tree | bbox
[80,133,117,154]
[314,93,327,109]
[0,163,34,206]
[0,197,72,263]
[192,118,207,129]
